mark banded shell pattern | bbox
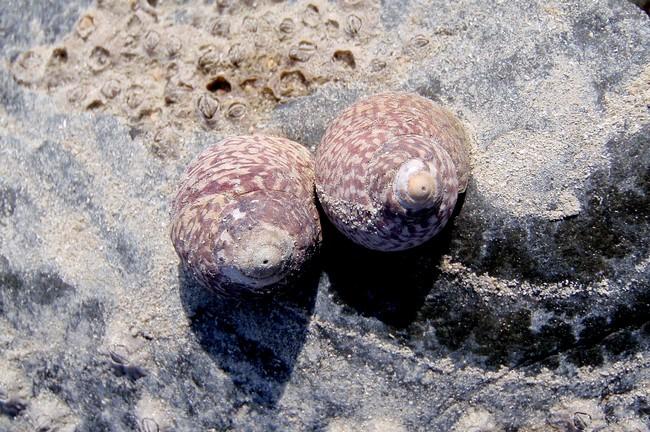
[171,135,321,295]
[315,92,470,251]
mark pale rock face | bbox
[452,408,503,432]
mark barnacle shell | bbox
[171,135,321,295]
[315,92,470,251]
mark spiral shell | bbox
[171,135,321,295]
[315,92,470,251]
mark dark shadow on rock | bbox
[321,169,650,372]
[416,231,649,370]
[416,125,650,369]
[410,264,650,372]
[452,125,650,285]
[321,194,465,329]
[178,263,320,408]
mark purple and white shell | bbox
[170,135,321,295]
[315,92,471,251]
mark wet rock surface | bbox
[0,0,649,431]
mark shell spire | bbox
[315,92,471,251]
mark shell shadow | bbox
[178,263,320,408]
[321,194,465,329]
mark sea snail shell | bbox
[315,92,470,251]
[170,135,321,295]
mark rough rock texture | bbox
[0,1,649,431]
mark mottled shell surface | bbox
[171,135,321,295]
[315,92,471,251]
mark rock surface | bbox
[0,0,649,431]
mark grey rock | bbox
[0,0,649,431]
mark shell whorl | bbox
[315,92,470,251]
[170,135,321,295]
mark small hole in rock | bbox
[326,19,340,37]
[263,259,269,265]
[327,19,339,29]
[333,50,356,69]
[146,0,158,6]
[302,4,320,27]
[206,76,232,94]
[86,100,104,110]
[261,86,279,102]
[240,77,257,90]
[279,70,309,97]
[52,47,68,63]
[89,46,111,72]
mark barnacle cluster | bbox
[9,0,434,149]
